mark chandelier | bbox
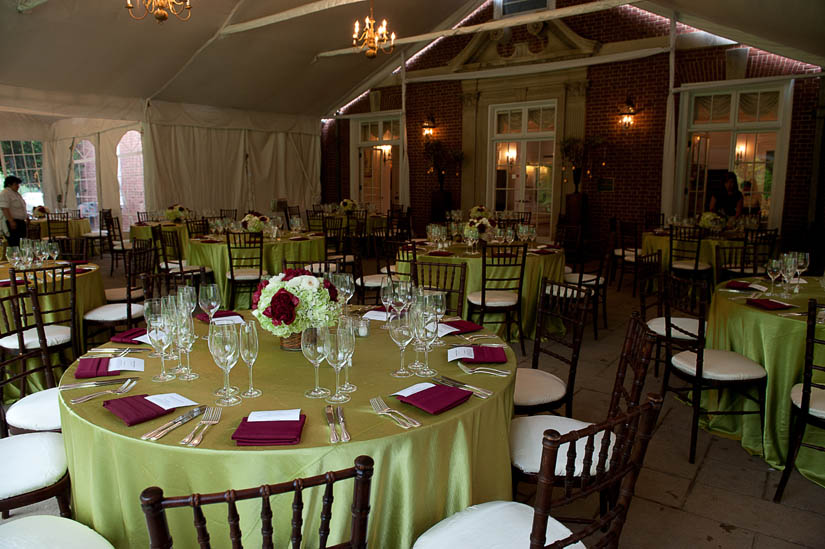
[125,0,191,23]
[352,0,395,58]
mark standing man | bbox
[0,175,29,247]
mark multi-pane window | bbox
[73,139,99,230]
[356,118,400,212]
[495,0,555,19]
[0,140,44,211]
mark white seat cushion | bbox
[0,325,72,350]
[0,432,67,499]
[83,303,145,322]
[182,265,211,274]
[564,273,605,286]
[305,262,338,273]
[672,260,712,271]
[380,264,398,274]
[0,515,114,549]
[647,316,703,340]
[328,254,355,263]
[356,274,384,288]
[467,290,518,307]
[104,286,144,302]
[413,500,585,549]
[790,383,825,420]
[82,230,108,237]
[112,240,131,250]
[160,260,187,270]
[514,368,567,407]
[564,265,573,274]
[227,268,261,281]
[6,387,61,431]
[613,247,641,260]
[671,349,766,381]
[510,415,613,475]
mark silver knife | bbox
[59,377,140,390]
[437,376,492,399]
[336,406,351,443]
[142,406,207,441]
[325,405,339,444]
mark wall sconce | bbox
[735,144,746,163]
[422,115,436,140]
[505,148,517,168]
[375,144,392,162]
[618,94,643,129]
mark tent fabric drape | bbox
[247,130,320,214]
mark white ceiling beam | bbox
[220,0,366,37]
[316,0,641,59]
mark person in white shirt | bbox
[0,175,29,247]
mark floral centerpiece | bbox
[698,211,725,233]
[469,205,489,220]
[339,198,358,214]
[465,216,496,240]
[32,206,49,219]
[251,269,341,350]
[165,204,190,223]
[240,211,270,232]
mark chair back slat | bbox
[260,487,274,549]
[801,299,825,414]
[187,219,209,238]
[227,232,263,274]
[220,209,237,220]
[618,220,641,255]
[669,226,704,269]
[55,237,89,262]
[644,211,665,230]
[608,313,657,418]
[715,245,746,282]
[664,273,707,376]
[11,266,76,341]
[414,261,467,316]
[637,251,662,321]
[192,503,210,548]
[226,495,242,548]
[291,483,304,548]
[319,479,335,548]
[307,211,325,233]
[386,240,416,284]
[479,242,527,297]
[46,212,69,239]
[137,211,150,223]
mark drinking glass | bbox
[413,308,439,378]
[208,321,240,397]
[379,276,394,329]
[239,321,261,398]
[765,259,781,297]
[210,323,241,407]
[48,241,60,262]
[338,316,357,393]
[337,273,355,315]
[177,313,198,381]
[324,323,353,404]
[5,246,19,268]
[148,315,175,382]
[780,253,797,298]
[388,313,414,378]
[794,252,810,294]
[429,292,447,347]
[302,326,331,398]
[199,283,221,327]
[161,296,184,373]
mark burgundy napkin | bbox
[442,319,483,334]
[110,327,147,344]
[530,249,554,255]
[231,415,307,446]
[540,243,562,250]
[726,281,753,290]
[310,232,325,237]
[196,238,221,244]
[463,345,508,364]
[74,357,119,379]
[372,305,387,312]
[102,394,174,426]
[195,310,243,323]
[746,298,794,310]
[289,236,309,241]
[134,222,148,226]
[427,250,454,257]
[396,385,472,415]
[0,279,23,287]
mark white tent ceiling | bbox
[0,0,821,124]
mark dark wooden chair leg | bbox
[57,489,72,518]
[592,295,599,340]
[689,379,702,464]
[774,408,805,503]
[516,307,526,356]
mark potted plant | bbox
[424,139,463,222]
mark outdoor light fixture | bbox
[736,144,746,163]
[505,148,517,167]
[353,0,395,58]
[422,115,437,140]
[375,145,392,162]
[126,0,191,22]
[618,95,643,129]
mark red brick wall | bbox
[116,130,145,232]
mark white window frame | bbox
[675,81,793,229]
[348,114,402,205]
[486,99,557,211]
[494,0,555,19]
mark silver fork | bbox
[187,408,221,447]
[70,379,137,404]
[371,396,421,428]
[370,397,413,429]
[455,334,500,343]
[457,362,509,377]
[179,407,218,446]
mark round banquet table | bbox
[642,231,744,281]
[31,217,92,239]
[706,277,825,488]
[130,222,190,259]
[57,312,516,548]
[187,234,326,309]
[408,244,566,338]
[1,261,105,403]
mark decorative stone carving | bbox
[566,81,588,97]
[462,92,479,109]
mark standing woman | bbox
[0,176,28,247]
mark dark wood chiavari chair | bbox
[636,251,669,376]
[615,220,643,296]
[307,210,325,233]
[104,216,131,275]
[66,210,82,220]
[715,245,746,284]
[743,227,778,275]
[46,212,69,239]
[55,237,89,263]
[286,205,301,229]
[668,226,712,288]
[140,455,374,548]
[564,239,609,340]
[25,221,40,241]
[644,211,665,230]
[323,215,348,264]
[186,218,209,239]
[413,260,468,317]
[283,257,342,276]
[219,209,237,220]
[141,269,204,300]
[379,240,417,284]
[226,231,264,310]
[137,211,150,223]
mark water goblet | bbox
[239,321,261,398]
[388,313,414,378]
[148,316,175,382]
[302,326,331,398]
[177,313,199,381]
[48,241,60,262]
[429,292,446,347]
[210,323,242,407]
[380,276,394,329]
[338,315,357,393]
[5,246,19,268]
[765,259,781,297]
[199,283,221,329]
[339,273,355,315]
[780,253,797,299]
[413,309,439,378]
[794,252,810,294]
[324,323,353,404]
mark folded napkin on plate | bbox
[110,327,147,344]
[427,250,454,257]
[529,249,554,255]
[103,394,174,426]
[197,238,221,244]
[463,345,508,364]
[539,243,562,250]
[195,310,244,323]
[397,385,472,415]
[231,415,307,446]
[725,281,753,290]
[442,319,483,334]
[74,357,119,379]
[289,236,309,241]
[746,298,794,310]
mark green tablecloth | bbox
[130,222,190,259]
[707,278,825,488]
[187,235,326,309]
[407,245,566,338]
[32,218,92,239]
[58,312,516,548]
[642,232,744,282]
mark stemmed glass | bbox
[324,321,354,404]
[48,241,60,263]
[210,323,242,407]
[338,315,357,393]
[379,276,394,329]
[780,253,797,299]
[302,326,331,398]
[177,313,198,381]
[335,273,355,315]
[239,321,261,398]
[199,283,221,329]
[161,295,184,374]
[5,246,19,268]
[412,305,439,378]
[148,310,175,383]
[209,321,240,397]
[388,313,414,378]
[794,252,810,294]
[430,292,446,347]
[766,259,781,297]
[178,285,198,337]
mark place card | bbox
[749,283,768,292]
[363,310,389,322]
[108,357,144,372]
[248,409,302,422]
[213,316,246,325]
[447,347,475,362]
[144,393,198,411]
[392,383,435,397]
[438,323,460,337]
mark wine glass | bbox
[338,315,357,393]
[388,313,414,378]
[380,276,394,329]
[211,323,241,407]
[239,321,261,398]
[199,283,221,327]
[148,314,175,383]
[324,322,353,404]
[413,307,439,378]
[302,326,331,398]
[429,292,446,347]
[336,273,355,315]
[5,246,19,268]
[161,296,184,374]
[48,241,60,262]
[144,298,163,358]
[765,259,781,297]
[794,252,810,294]
[780,253,797,299]
[177,313,198,381]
